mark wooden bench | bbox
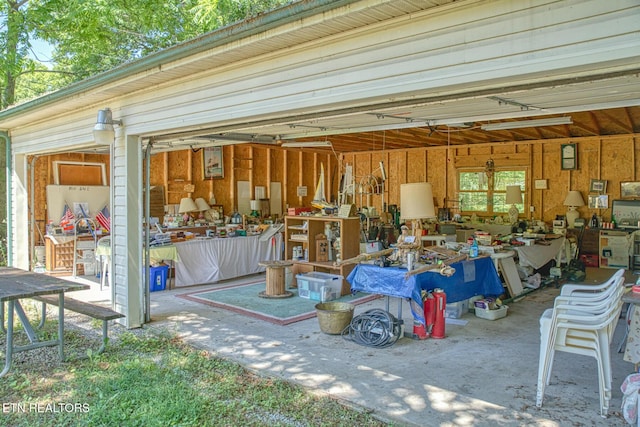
[33,295,124,354]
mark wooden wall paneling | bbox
[602,137,635,209]
[28,134,640,245]
[544,141,565,221]
[285,150,300,208]
[321,153,331,203]
[313,152,319,204]
[297,151,305,206]
[256,146,268,197]
[492,142,516,155]
[574,141,591,194]
[453,152,529,168]
[386,150,407,208]
[163,152,169,205]
[353,152,372,208]
[228,145,236,211]
[405,148,426,183]
[635,136,639,181]
[302,152,316,206]
[445,146,456,213]
[283,149,290,209]
[270,148,284,213]
[187,149,193,189]
[165,150,192,205]
[369,151,386,213]
[249,146,255,199]
[33,156,49,245]
[427,148,447,211]
[530,143,540,221]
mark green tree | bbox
[3,0,290,109]
[1,0,288,266]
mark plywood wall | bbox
[30,153,111,245]
[29,134,640,246]
[344,135,639,226]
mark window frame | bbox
[457,168,527,217]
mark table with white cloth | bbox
[513,237,567,270]
[174,233,283,287]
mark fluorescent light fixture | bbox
[481,116,572,131]
[281,140,332,148]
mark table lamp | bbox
[564,190,585,228]
[178,197,198,224]
[194,197,210,220]
[400,182,436,237]
[250,200,261,217]
[505,185,523,224]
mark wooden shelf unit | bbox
[45,235,95,275]
[285,215,360,295]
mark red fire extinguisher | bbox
[431,288,446,339]
[423,292,436,338]
[413,291,428,339]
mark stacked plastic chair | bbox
[536,269,626,417]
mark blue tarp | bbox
[347,256,504,326]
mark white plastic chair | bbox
[560,269,624,296]
[96,236,112,291]
[536,275,625,417]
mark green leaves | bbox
[1,0,290,109]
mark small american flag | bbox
[96,205,110,232]
[60,203,75,226]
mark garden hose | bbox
[342,308,402,348]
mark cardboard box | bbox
[287,207,313,216]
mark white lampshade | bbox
[563,190,585,207]
[505,185,523,204]
[250,200,261,210]
[400,182,436,220]
[194,197,210,212]
[564,190,585,228]
[178,197,198,214]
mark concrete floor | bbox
[72,268,636,427]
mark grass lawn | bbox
[0,313,393,426]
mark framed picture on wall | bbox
[588,194,609,209]
[589,179,607,193]
[202,147,224,179]
[560,143,577,170]
[621,182,640,198]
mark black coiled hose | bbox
[342,309,403,348]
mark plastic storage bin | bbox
[474,305,508,320]
[296,272,343,302]
[444,299,469,319]
[150,264,169,292]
